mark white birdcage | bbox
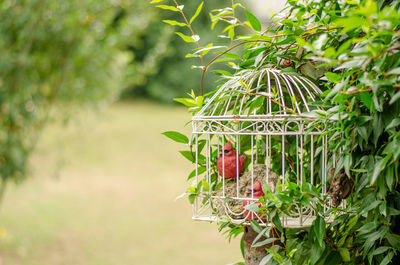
[191,67,333,228]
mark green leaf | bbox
[338,248,351,262]
[194,45,227,55]
[266,246,284,263]
[187,166,206,180]
[251,227,270,245]
[313,33,328,50]
[361,200,381,214]
[373,94,383,111]
[215,52,241,59]
[260,254,273,265]
[324,47,336,58]
[387,67,400,75]
[245,9,261,31]
[185,53,200,58]
[371,158,384,184]
[380,251,394,265]
[357,126,368,142]
[188,194,196,204]
[313,216,326,247]
[324,251,342,265]
[162,20,186,27]
[359,92,373,110]
[358,222,377,234]
[272,213,283,233]
[180,151,205,164]
[250,220,262,233]
[386,118,400,130]
[214,70,233,76]
[373,113,383,145]
[239,58,255,68]
[355,0,378,16]
[248,96,264,115]
[174,97,197,107]
[310,241,324,265]
[372,246,389,256]
[189,1,203,24]
[336,39,352,56]
[179,150,195,163]
[386,233,400,249]
[156,5,180,11]
[387,207,400,216]
[201,179,209,190]
[344,154,352,176]
[243,202,259,213]
[240,234,245,259]
[296,37,307,47]
[325,72,342,83]
[280,67,299,74]
[252,237,275,248]
[389,91,400,105]
[228,27,235,39]
[175,32,195,43]
[335,16,368,32]
[196,139,206,153]
[335,58,366,71]
[161,131,189,144]
[150,0,164,3]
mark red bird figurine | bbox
[217,142,246,179]
[242,181,266,221]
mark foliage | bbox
[160,0,400,264]
[0,0,134,188]
[121,0,228,102]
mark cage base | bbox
[192,215,333,229]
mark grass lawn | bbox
[0,101,241,265]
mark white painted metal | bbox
[191,68,330,228]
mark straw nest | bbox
[213,164,279,220]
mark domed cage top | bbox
[191,68,335,228]
[195,68,322,120]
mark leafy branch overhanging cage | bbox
[191,68,336,228]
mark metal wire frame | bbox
[195,68,322,120]
[192,118,325,136]
[191,67,331,228]
[191,131,329,228]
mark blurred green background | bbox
[0,0,280,264]
[0,102,241,265]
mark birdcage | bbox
[190,67,334,228]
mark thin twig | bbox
[173,0,205,95]
[200,40,264,92]
[385,43,400,54]
[304,192,356,214]
[200,26,343,91]
[340,88,372,95]
[242,92,300,116]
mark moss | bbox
[213,164,279,220]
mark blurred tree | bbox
[0,0,138,200]
[121,0,228,102]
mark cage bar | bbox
[191,68,331,228]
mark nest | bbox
[213,164,279,220]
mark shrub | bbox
[160,0,400,264]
